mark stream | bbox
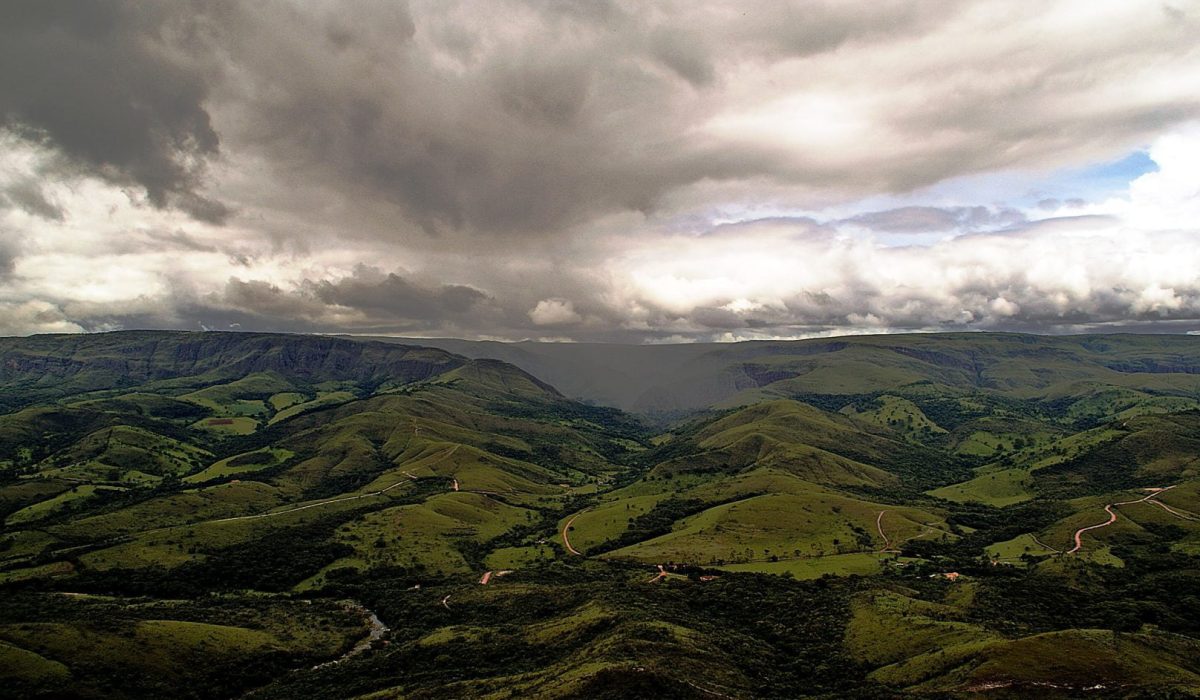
[313,601,389,670]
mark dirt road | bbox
[562,513,584,555]
[1068,485,1177,554]
[876,510,896,553]
[1030,534,1061,554]
[479,570,493,585]
[208,475,412,525]
[682,678,738,699]
[1150,499,1199,521]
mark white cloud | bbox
[528,299,582,326]
[610,124,1200,334]
[0,300,83,335]
[1125,124,1200,231]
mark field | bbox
[929,466,1034,506]
[183,448,294,483]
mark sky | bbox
[2,0,1200,342]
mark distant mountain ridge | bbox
[9,330,1200,416]
[372,333,1200,413]
[0,332,473,412]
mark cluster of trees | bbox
[254,561,877,699]
[1033,440,1149,499]
[0,591,359,700]
[966,544,1200,638]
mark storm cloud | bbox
[2,1,1200,340]
[0,1,228,222]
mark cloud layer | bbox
[2,1,1199,340]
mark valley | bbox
[1,331,1199,698]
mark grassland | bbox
[4,484,126,526]
[183,448,294,483]
[267,391,356,425]
[311,491,539,579]
[601,491,946,565]
[929,466,1035,506]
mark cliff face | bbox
[0,332,466,406]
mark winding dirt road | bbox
[1030,534,1061,554]
[647,565,668,583]
[876,510,897,553]
[875,511,948,553]
[1150,499,1199,521]
[682,678,738,699]
[561,513,584,555]
[1068,485,1177,554]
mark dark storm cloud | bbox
[690,306,775,330]
[206,0,1197,240]
[192,266,501,334]
[309,266,489,319]
[0,0,227,223]
[1,177,63,221]
[5,0,1193,237]
[211,12,719,234]
[0,232,18,278]
[220,278,325,321]
[180,0,966,237]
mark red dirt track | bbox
[1068,485,1177,554]
[561,513,583,555]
